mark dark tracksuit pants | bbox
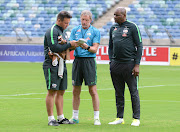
[110,61,140,119]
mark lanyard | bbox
[81,27,89,38]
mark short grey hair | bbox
[81,10,92,20]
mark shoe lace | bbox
[52,119,57,122]
[63,118,69,121]
[73,118,78,122]
[94,119,100,122]
[49,119,58,124]
[57,118,67,123]
[115,118,120,121]
[133,119,138,123]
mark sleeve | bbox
[132,24,143,65]
[92,29,101,44]
[108,26,113,61]
[49,27,71,53]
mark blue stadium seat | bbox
[2,0,112,37]
[1,0,180,38]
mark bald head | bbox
[114,7,126,24]
[116,7,126,15]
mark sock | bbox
[48,116,55,122]
[94,111,99,120]
[57,114,64,121]
[73,110,79,120]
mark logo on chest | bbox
[87,33,91,36]
[77,29,81,32]
[122,26,129,37]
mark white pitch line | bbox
[0,97,179,103]
[65,99,180,103]
[140,84,180,87]
[0,84,170,97]
[140,100,180,103]
[0,92,47,97]
[102,99,180,103]
[0,97,44,100]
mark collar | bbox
[118,20,127,26]
[56,24,64,32]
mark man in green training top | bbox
[43,11,78,126]
[108,7,143,126]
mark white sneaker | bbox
[131,119,140,126]
[108,118,125,125]
[94,119,101,125]
[69,117,79,124]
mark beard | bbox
[82,24,89,29]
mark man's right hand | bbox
[69,40,78,50]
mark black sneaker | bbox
[48,120,60,126]
[57,118,74,124]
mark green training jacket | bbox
[108,20,143,64]
[43,24,71,67]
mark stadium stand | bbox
[98,0,180,43]
[0,0,179,45]
[0,0,119,38]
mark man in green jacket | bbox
[108,7,143,126]
[43,11,78,126]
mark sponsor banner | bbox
[0,44,44,62]
[70,45,109,61]
[141,46,170,65]
[170,47,180,66]
[69,45,110,64]
[70,46,170,65]
[0,45,170,65]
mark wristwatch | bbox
[86,46,90,50]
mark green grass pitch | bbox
[0,62,180,132]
